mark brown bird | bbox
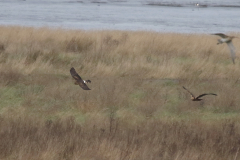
[212,33,238,64]
[70,67,91,90]
[182,86,217,101]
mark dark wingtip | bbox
[211,93,217,96]
[211,33,220,35]
[82,87,91,90]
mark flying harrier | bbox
[212,33,238,64]
[70,67,91,90]
[182,86,217,101]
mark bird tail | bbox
[86,80,91,83]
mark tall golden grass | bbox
[0,26,240,159]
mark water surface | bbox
[0,0,239,33]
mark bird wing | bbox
[77,81,91,90]
[70,67,91,90]
[70,67,83,81]
[196,93,217,99]
[212,33,228,38]
[226,42,236,64]
[182,86,195,97]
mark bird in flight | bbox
[182,86,217,101]
[212,33,238,64]
[70,67,91,90]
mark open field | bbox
[0,26,240,159]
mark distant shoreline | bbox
[1,1,240,33]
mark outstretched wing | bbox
[226,42,236,64]
[196,93,217,99]
[70,67,83,81]
[70,67,91,90]
[182,86,195,98]
[212,33,228,38]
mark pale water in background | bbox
[0,0,239,33]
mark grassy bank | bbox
[0,26,240,159]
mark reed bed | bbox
[0,26,240,159]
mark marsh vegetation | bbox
[0,26,240,159]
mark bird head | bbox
[190,95,195,100]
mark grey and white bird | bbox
[212,33,238,64]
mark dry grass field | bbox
[0,26,240,159]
